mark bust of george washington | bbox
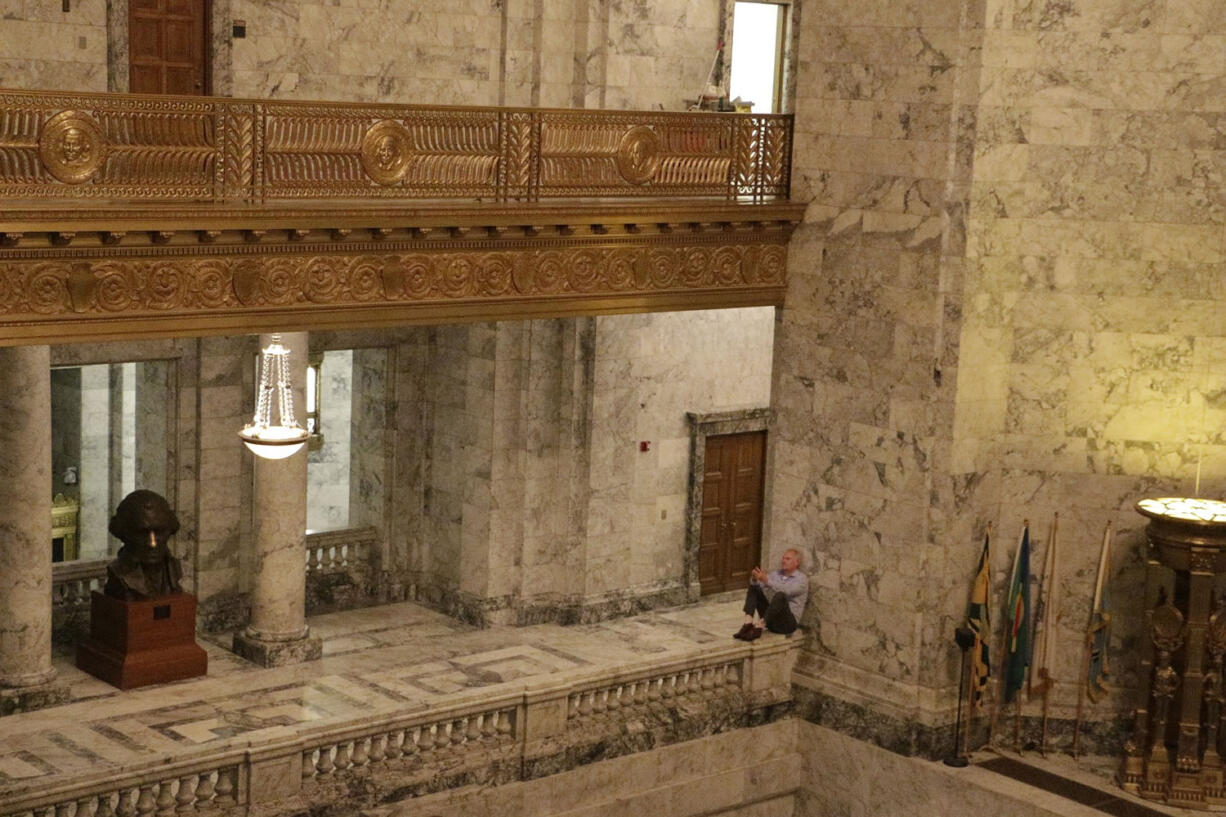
[103,490,184,601]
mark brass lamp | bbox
[238,334,308,459]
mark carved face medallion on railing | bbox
[39,110,106,185]
[616,125,661,186]
[360,120,413,186]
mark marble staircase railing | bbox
[1,638,798,817]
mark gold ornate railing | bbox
[0,89,790,205]
[0,89,801,346]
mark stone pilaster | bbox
[233,332,321,667]
[0,345,69,714]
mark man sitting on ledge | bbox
[734,548,807,641]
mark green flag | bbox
[1003,524,1031,704]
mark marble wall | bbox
[0,0,106,91]
[773,0,1226,750]
[226,0,721,110]
[587,308,775,599]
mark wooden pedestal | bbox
[76,591,207,690]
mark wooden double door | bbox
[698,431,766,595]
[130,0,211,95]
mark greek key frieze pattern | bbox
[0,242,787,322]
[0,89,791,204]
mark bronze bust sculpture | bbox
[103,490,184,601]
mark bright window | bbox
[728,2,786,113]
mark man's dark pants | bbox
[742,585,797,635]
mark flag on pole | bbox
[1002,523,1032,704]
[1086,522,1113,703]
[967,530,992,710]
[1029,513,1059,699]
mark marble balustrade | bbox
[1,639,797,817]
[305,527,375,578]
[50,560,107,609]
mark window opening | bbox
[728,2,787,113]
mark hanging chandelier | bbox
[238,333,309,459]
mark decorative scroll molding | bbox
[0,218,798,345]
[0,89,791,204]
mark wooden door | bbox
[130,0,210,95]
[698,430,766,595]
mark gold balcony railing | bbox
[0,89,791,206]
[0,89,801,346]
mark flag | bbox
[1002,524,1032,704]
[1029,513,1059,699]
[967,530,992,710]
[1086,522,1113,702]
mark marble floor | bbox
[0,594,750,802]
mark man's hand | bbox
[750,566,767,584]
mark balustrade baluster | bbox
[418,725,435,753]
[154,781,176,817]
[646,677,661,701]
[193,773,215,809]
[592,689,607,714]
[175,777,195,813]
[351,737,369,768]
[607,686,622,711]
[387,729,404,760]
[115,789,136,817]
[661,675,676,699]
[449,718,466,749]
[434,722,451,750]
[333,742,352,771]
[33,807,54,817]
[134,785,156,817]
[466,716,481,742]
[701,667,715,691]
[497,710,513,738]
[369,733,386,763]
[315,746,334,776]
[307,547,321,574]
[77,796,97,817]
[481,713,497,740]
[95,794,116,817]
[213,769,237,806]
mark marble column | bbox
[233,333,322,666]
[0,346,69,714]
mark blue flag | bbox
[1003,525,1031,704]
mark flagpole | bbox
[1036,513,1059,756]
[1075,521,1113,759]
[1074,627,1092,758]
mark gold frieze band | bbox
[0,220,798,345]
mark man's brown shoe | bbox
[733,622,755,640]
[743,626,764,641]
